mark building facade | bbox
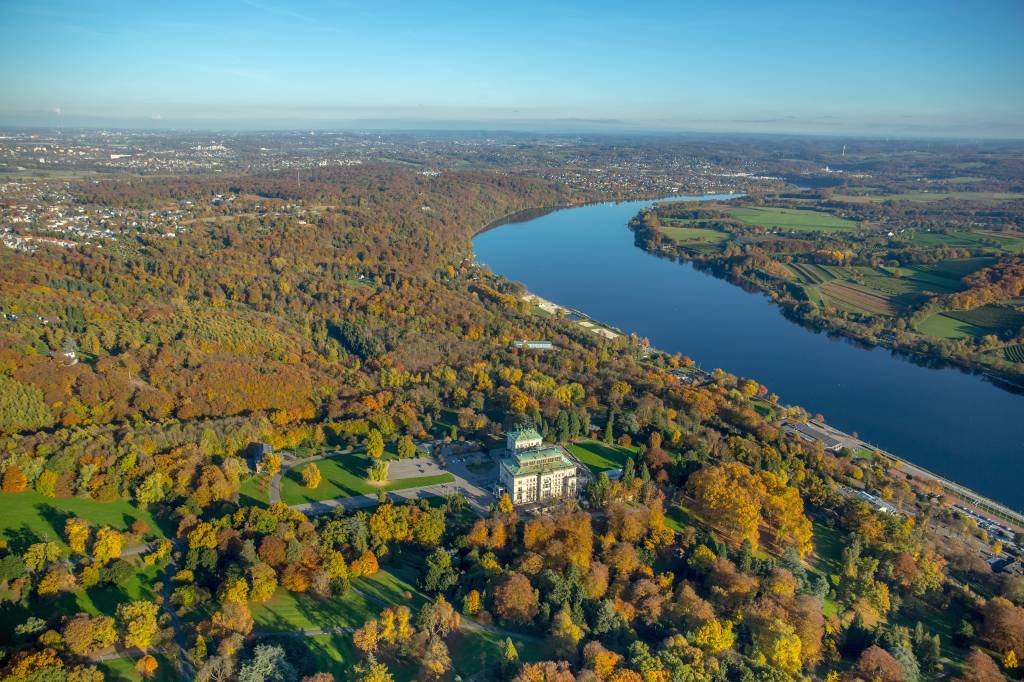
[499,428,578,506]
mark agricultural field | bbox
[915,313,991,339]
[0,491,166,551]
[567,439,638,473]
[726,206,859,232]
[1004,344,1024,363]
[659,224,729,247]
[835,191,1024,203]
[910,230,1024,253]
[280,452,454,505]
[944,305,1024,335]
[819,281,897,315]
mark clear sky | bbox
[2,0,1023,137]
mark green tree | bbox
[367,429,385,459]
[397,435,416,459]
[0,375,53,433]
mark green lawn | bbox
[567,439,638,473]
[251,587,378,632]
[809,522,845,579]
[449,628,547,679]
[280,452,454,504]
[915,312,990,339]
[837,191,1024,203]
[353,564,429,611]
[727,206,859,232]
[98,654,177,682]
[239,475,271,507]
[660,225,729,245]
[945,305,1024,334]
[911,230,1024,255]
[0,560,163,639]
[0,491,165,551]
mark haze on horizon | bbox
[2,0,1023,138]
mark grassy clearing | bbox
[251,587,378,632]
[280,452,453,504]
[0,491,165,551]
[915,313,990,339]
[727,206,859,232]
[809,522,845,579]
[0,559,163,639]
[912,230,1024,253]
[449,628,547,678]
[945,305,1024,334]
[567,439,638,473]
[239,475,271,507]
[837,191,1024,203]
[920,257,996,280]
[660,225,728,245]
[354,563,428,611]
[98,654,177,682]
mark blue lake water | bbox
[473,196,1024,511]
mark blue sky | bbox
[1,0,1022,136]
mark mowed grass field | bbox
[911,230,1024,253]
[836,191,1024,203]
[659,224,729,245]
[99,654,177,682]
[251,586,378,632]
[0,559,163,639]
[726,206,859,232]
[0,491,165,550]
[915,313,991,339]
[280,452,454,504]
[567,439,638,473]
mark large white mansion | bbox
[498,427,578,506]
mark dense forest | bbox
[0,163,1022,682]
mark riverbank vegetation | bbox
[630,190,1024,378]
[1,150,1022,682]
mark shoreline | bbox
[523,285,1024,525]
[475,196,1024,520]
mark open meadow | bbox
[279,452,454,505]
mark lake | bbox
[473,196,1024,511]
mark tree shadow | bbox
[36,503,73,542]
[5,524,43,554]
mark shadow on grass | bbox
[36,503,73,541]
[5,524,43,554]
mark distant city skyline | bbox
[2,0,1023,138]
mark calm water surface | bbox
[473,196,1024,511]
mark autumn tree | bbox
[136,655,159,679]
[116,600,161,651]
[92,527,123,565]
[62,614,117,657]
[65,518,91,555]
[302,463,322,489]
[367,429,385,459]
[956,648,1006,682]
[687,462,766,548]
[494,573,539,624]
